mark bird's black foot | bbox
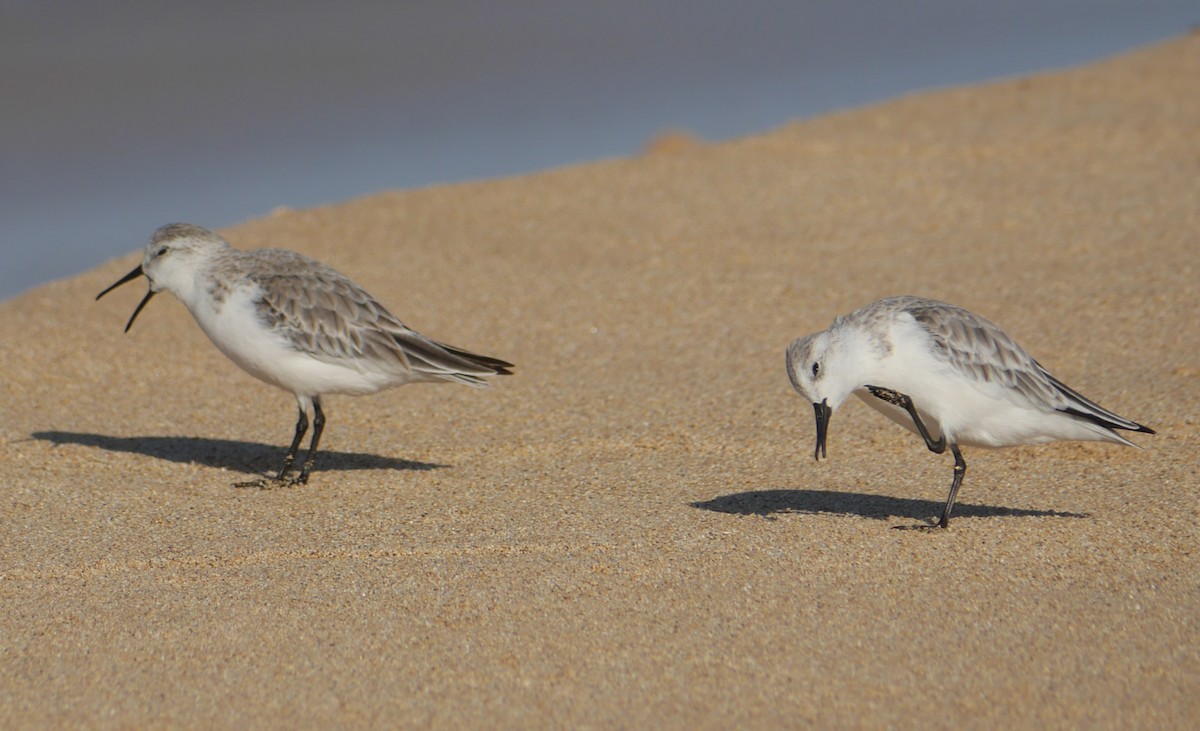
[866,386,907,407]
[892,521,947,531]
[234,476,277,489]
[233,398,323,490]
[233,474,308,489]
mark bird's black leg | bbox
[899,399,963,528]
[867,386,947,455]
[235,405,308,488]
[276,407,309,481]
[900,394,946,455]
[292,397,325,485]
[868,386,963,530]
[937,444,967,529]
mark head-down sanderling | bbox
[785,295,1153,529]
[98,223,513,487]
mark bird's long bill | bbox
[96,265,155,332]
[813,399,832,461]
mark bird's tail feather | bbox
[391,330,513,386]
[1041,368,1154,435]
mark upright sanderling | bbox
[785,295,1153,529]
[98,223,513,487]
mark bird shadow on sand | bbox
[31,431,445,478]
[691,488,1088,524]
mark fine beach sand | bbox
[2,36,1198,728]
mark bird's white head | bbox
[96,223,231,332]
[786,327,866,460]
[140,223,229,297]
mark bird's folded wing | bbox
[253,271,504,382]
[908,302,1068,413]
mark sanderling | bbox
[785,295,1153,529]
[97,223,513,487]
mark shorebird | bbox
[785,296,1153,528]
[98,223,512,487]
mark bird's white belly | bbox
[186,289,411,397]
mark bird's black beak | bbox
[96,265,155,332]
[813,399,832,461]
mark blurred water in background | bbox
[1,1,1194,301]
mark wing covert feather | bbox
[249,261,508,380]
[903,300,1068,412]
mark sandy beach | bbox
[2,36,1197,728]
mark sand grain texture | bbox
[2,37,1198,728]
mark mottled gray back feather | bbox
[869,296,1148,432]
[900,298,1064,411]
[236,248,511,384]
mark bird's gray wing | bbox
[251,267,505,383]
[905,300,1068,412]
[903,298,1148,432]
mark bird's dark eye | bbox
[811,362,820,377]
[154,246,167,258]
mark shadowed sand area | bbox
[2,37,1198,728]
